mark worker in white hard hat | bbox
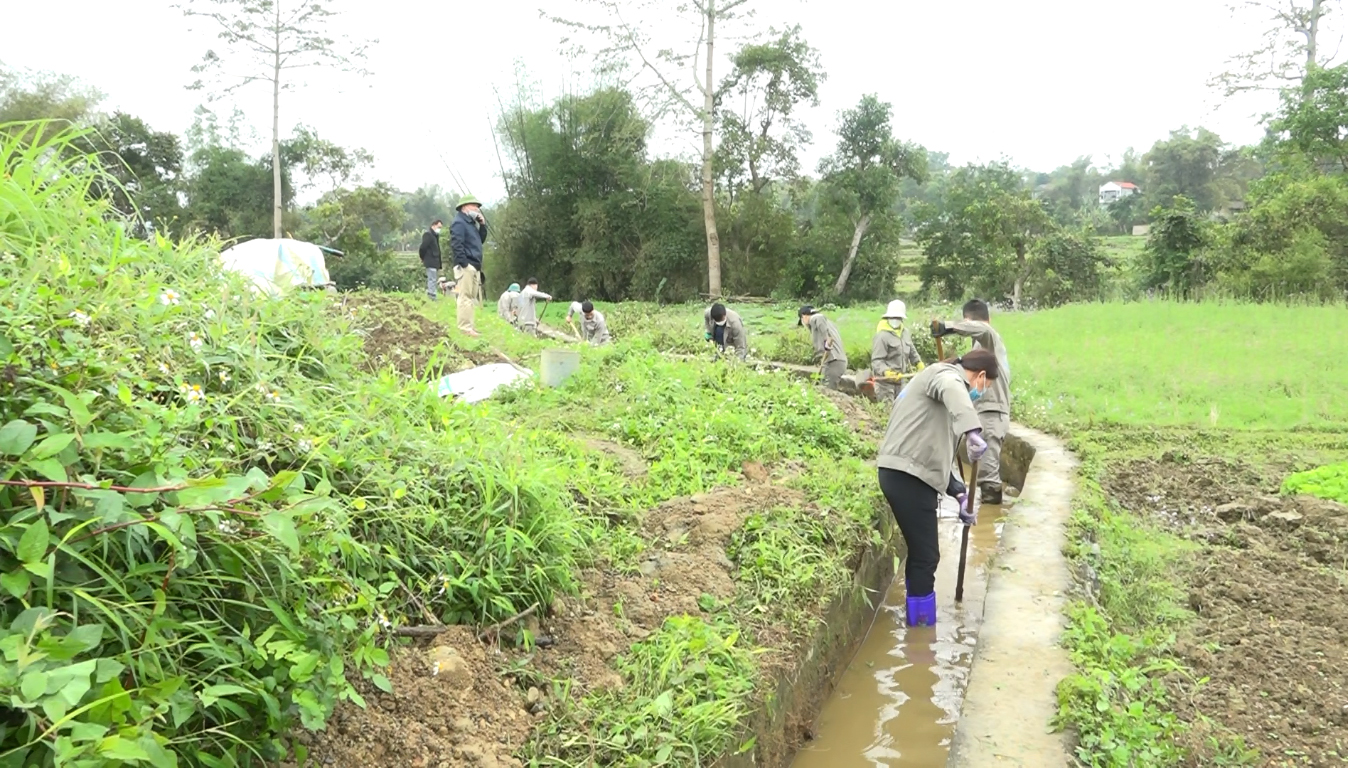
[870,299,923,402]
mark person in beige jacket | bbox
[870,299,923,402]
[876,348,997,626]
[704,303,748,360]
[798,305,846,389]
[517,278,552,336]
[931,299,1011,504]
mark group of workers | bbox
[494,283,611,346]
[701,297,1012,629]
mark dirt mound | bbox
[338,294,493,377]
[1109,454,1348,766]
[535,479,803,697]
[822,389,886,440]
[581,437,649,479]
[299,627,534,768]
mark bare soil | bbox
[337,294,495,377]
[299,627,534,768]
[1105,454,1348,768]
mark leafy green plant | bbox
[1281,460,1348,503]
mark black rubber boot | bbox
[979,483,1003,505]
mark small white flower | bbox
[256,440,275,453]
[204,308,216,320]
[160,289,181,306]
[0,252,15,263]
[266,390,281,403]
[218,370,231,384]
[377,612,392,630]
[292,423,304,433]
[68,310,91,327]
[217,519,243,535]
[159,362,172,375]
[297,439,313,453]
[188,332,204,351]
[182,383,205,403]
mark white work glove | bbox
[966,429,988,463]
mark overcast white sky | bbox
[3,0,1309,205]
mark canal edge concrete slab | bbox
[947,424,1076,767]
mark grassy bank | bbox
[1,129,888,767]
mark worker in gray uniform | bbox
[704,303,748,360]
[798,305,846,390]
[931,299,1011,504]
[876,348,997,626]
[870,299,923,402]
[579,301,611,346]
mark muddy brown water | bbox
[791,497,1008,768]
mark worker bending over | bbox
[580,301,610,346]
[931,299,1011,505]
[517,278,552,336]
[798,306,846,390]
[498,283,521,325]
[704,303,748,360]
[870,300,922,402]
[877,348,997,626]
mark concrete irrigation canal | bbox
[781,426,1076,767]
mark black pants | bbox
[878,468,940,596]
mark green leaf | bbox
[99,735,151,761]
[25,458,67,483]
[126,471,162,508]
[116,382,133,406]
[69,721,109,743]
[0,419,38,457]
[20,671,48,702]
[1,568,30,598]
[82,432,134,450]
[67,623,104,652]
[262,511,299,554]
[30,432,76,460]
[199,683,251,708]
[0,333,11,358]
[17,518,50,563]
[371,674,393,693]
[38,383,94,428]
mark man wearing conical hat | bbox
[450,194,488,337]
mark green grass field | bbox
[996,302,1348,430]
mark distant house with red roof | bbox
[1099,181,1139,205]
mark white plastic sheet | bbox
[219,238,331,296]
[433,363,532,403]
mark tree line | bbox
[3,0,1346,305]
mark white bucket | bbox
[540,348,581,388]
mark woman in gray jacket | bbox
[876,348,997,627]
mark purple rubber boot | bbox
[906,592,937,627]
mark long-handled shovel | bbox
[955,448,979,604]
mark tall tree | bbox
[916,162,1054,308]
[85,113,185,236]
[818,95,926,295]
[1212,0,1341,95]
[1143,127,1232,212]
[1271,62,1348,171]
[179,0,372,238]
[547,0,752,296]
[0,64,102,143]
[715,26,823,198]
